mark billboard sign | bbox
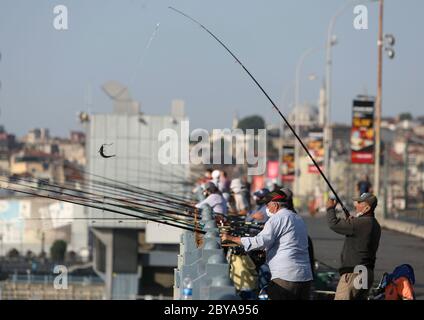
[351,98,375,164]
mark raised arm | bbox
[326,199,354,236]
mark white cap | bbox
[212,170,221,180]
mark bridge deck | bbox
[304,215,424,299]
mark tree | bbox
[50,240,67,263]
[237,115,265,134]
[7,248,20,259]
[399,112,412,121]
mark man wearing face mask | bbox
[195,181,228,216]
[246,188,270,224]
[326,192,381,300]
[221,188,313,300]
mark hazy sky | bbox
[0,0,423,137]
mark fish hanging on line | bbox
[99,143,116,158]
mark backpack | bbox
[375,264,416,300]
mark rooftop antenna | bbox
[101,81,143,122]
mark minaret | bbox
[232,110,239,129]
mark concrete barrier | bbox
[173,205,238,300]
[379,218,424,239]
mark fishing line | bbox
[169,7,350,218]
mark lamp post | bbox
[374,0,384,198]
[323,0,378,196]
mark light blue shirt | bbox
[246,204,269,224]
[241,208,313,282]
[195,193,228,215]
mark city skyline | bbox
[0,0,423,137]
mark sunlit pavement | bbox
[303,214,424,300]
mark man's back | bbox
[341,215,381,272]
[266,209,313,282]
[327,209,381,273]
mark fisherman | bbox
[221,188,313,300]
[211,169,221,188]
[195,181,228,216]
[218,170,231,202]
[356,174,373,196]
[326,192,381,300]
[246,188,270,224]
[192,168,213,196]
[229,178,250,215]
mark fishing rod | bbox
[10,176,196,219]
[169,7,350,218]
[228,221,263,230]
[63,164,194,205]
[84,177,196,212]
[73,167,195,205]
[1,179,199,230]
[1,183,205,234]
[67,173,193,207]
[14,217,183,222]
[213,211,264,224]
[110,165,199,185]
[42,175,198,216]
[64,176,195,214]
[44,167,196,211]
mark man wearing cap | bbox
[326,193,381,300]
[195,181,228,215]
[221,188,313,300]
[246,188,270,224]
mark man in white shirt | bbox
[221,188,313,300]
[195,181,228,215]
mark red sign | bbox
[251,175,265,193]
[351,99,375,164]
[267,161,279,179]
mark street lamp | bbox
[323,0,378,196]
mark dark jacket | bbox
[327,208,381,275]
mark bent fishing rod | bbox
[1,183,205,234]
[169,7,350,218]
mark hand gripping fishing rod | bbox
[169,7,350,218]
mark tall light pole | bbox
[374,0,384,198]
[323,0,377,195]
[294,47,320,199]
[324,0,357,195]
